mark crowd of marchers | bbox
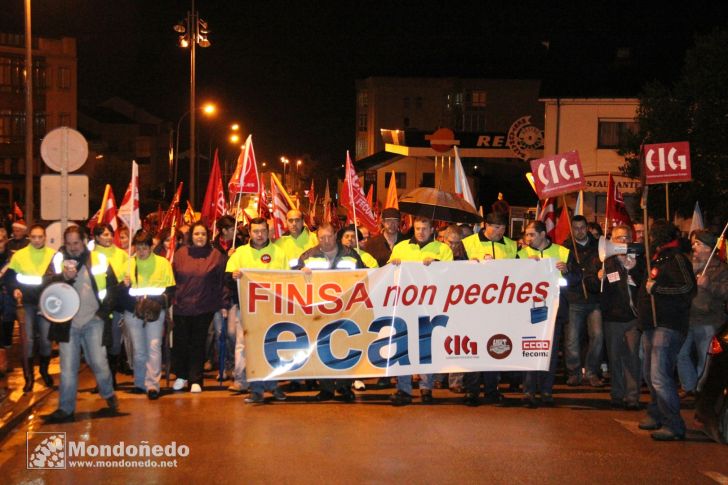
[0,207,725,442]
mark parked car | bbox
[695,322,728,444]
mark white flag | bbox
[118,161,140,234]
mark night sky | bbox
[2,1,728,168]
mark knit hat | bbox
[693,230,717,248]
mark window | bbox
[403,97,410,109]
[598,120,638,149]
[463,111,486,131]
[357,113,367,132]
[356,137,367,160]
[385,171,407,189]
[421,172,435,187]
[58,67,71,89]
[471,90,487,107]
[358,90,368,108]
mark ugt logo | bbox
[444,335,478,356]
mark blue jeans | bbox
[109,311,124,356]
[677,324,716,392]
[125,310,165,392]
[642,327,686,435]
[231,306,248,388]
[565,303,603,378]
[249,380,278,394]
[22,304,51,358]
[58,318,115,414]
[397,374,433,395]
[604,319,642,405]
[208,310,234,370]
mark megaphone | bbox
[39,282,80,323]
[598,236,644,262]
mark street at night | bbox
[1,367,727,483]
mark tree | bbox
[621,28,728,225]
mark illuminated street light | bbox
[231,123,240,131]
[229,133,240,144]
[173,0,212,206]
[174,102,216,188]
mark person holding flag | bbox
[363,208,407,268]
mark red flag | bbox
[228,134,260,197]
[184,200,198,224]
[88,185,119,232]
[538,198,556,241]
[159,182,183,235]
[308,179,315,207]
[605,173,633,230]
[201,149,226,228]
[323,180,332,226]
[12,202,23,220]
[258,178,271,220]
[340,151,378,232]
[270,173,293,239]
[553,203,571,245]
[165,207,181,262]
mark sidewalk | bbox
[0,350,59,442]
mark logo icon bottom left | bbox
[27,432,67,469]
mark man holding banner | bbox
[388,217,453,405]
[462,212,518,406]
[518,220,578,407]
[226,217,289,403]
[294,223,365,402]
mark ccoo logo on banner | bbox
[239,259,561,380]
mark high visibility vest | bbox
[463,234,518,260]
[93,244,129,280]
[302,254,360,270]
[52,251,110,301]
[274,230,319,268]
[356,248,379,268]
[226,241,288,271]
[129,254,175,297]
[8,245,56,286]
[517,242,570,263]
[388,239,454,263]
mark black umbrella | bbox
[399,187,482,223]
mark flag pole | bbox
[562,194,588,299]
[665,183,670,221]
[640,185,658,326]
[701,221,728,278]
[231,145,249,252]
[600,174,612,292]
[346,152,361,252]
[98,184,110,225]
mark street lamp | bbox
[296,159,302,193]
[173,102,216,189]
[173,0,211,207]
[280,157,290,190]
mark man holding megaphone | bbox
[598,225,646,411]
[41,226,120,424]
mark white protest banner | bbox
[240,259,561,381]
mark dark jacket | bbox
[601,255,646,322]
[363,232,407,267]
[563,235,601,304]
[690,259,728,329]
[637,243,696,332]
[43,248,119,346]
[172,245,227,316]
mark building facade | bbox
[0,32,77,215]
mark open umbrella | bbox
[399,187,482,223]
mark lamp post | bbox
[173,102,216,190]
[280,157,290,190]
[174,0,211,207]
[296,159,302,193]
[24,0,33,223]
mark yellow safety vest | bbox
[226,241,288,271]
[388,239,454,263]
[129,254,175,297]
[8,245,56,286]
[356,248,379,268]
[274,230,319,269]
[517,242,570,263]
[93,244,129,280]
[463,234,518,260]
[52,251,110,301]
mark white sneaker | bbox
[172,378,188,391]
[190,383,202,393]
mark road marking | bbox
[613,418,644,435]
[703,471,728,484]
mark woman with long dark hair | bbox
[171,222,227,393]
